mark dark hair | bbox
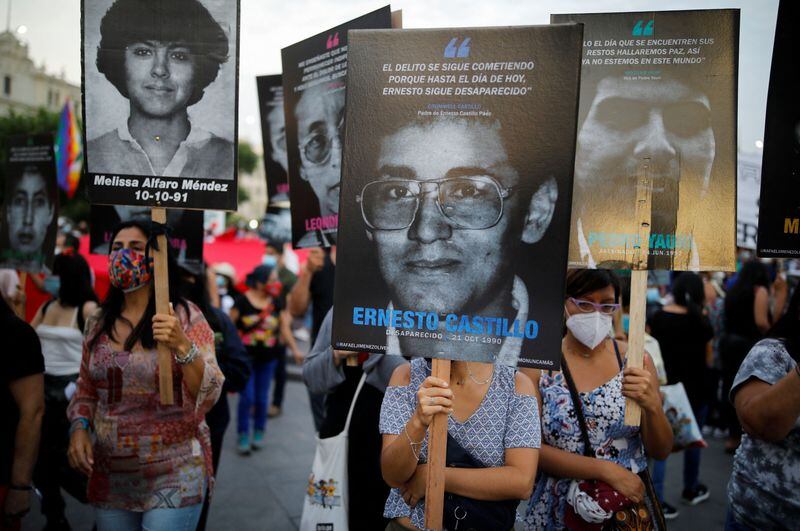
[728,261,771,300]
[245,264,274,288]
[768,285,800,363]
[61,232,80,252]
[53,253,98,308]
[0,290,14,319]
[671,272,705,318]
[178,262,221,334]
[96,0,229,107]
[88,220,188,352]
[565,268,621,302]
[4,164,56,202]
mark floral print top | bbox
[727,339,800,530]
[524,366,646,530]
[67,301,224,510]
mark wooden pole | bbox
[14,270,27,319]
[624,160,653,426]
[151,208,174,405]
[624,271,648,426]
[424,358,450,531]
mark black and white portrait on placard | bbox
[82,0,240,210]
[281,6,393,248]
[332,26,584,369]
[0,135,59,273]
[256,75,290,205]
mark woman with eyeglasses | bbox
[523,269,672,530]
[292,83,345,248]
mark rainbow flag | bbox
[55,99,83,198]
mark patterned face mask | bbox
[108,248,152,293]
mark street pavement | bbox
[23,378,734,531]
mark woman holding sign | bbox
[523,269,672,530]
[380,358,541,530]
[66,220,223,531]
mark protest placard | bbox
[281,6,393,248]
[553,9,739,272]
[82,0,240,211]
[257,74,289,206]
[0,134,59,274]
[757,0,799,258]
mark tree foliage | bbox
[238,141,258,175]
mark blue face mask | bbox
[44,275,61,297]
[646,288,661,303]
[262,255,278,268]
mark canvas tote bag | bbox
[300,372,367,531]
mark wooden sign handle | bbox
[624,160,653,426]
[624,270,647,426]
[424,358,450,531]
[151,208,174,405]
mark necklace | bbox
[468,364,492,385]
[427,359,492,386]
[564,338,593,359]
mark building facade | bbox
[0,30,80,115]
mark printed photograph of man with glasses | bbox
[332,26,583,369]
[281,7,393,249]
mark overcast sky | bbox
[4,0,779,158]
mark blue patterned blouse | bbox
[524,367,647,530]
[379,358,541,529]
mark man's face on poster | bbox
[295,84,345,217]
[574,77,715,209]
[7,170,54,254]
[124,41,197,118]
[363,119,553,315]
[267,104,288,173]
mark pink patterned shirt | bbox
[67,301,224,510]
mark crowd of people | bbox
[1,218,798,531]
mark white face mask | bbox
[566,310,612,350]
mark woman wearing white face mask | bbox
[523,269,672,530]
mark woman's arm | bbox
[81,301,98,331]
[402,372,541,503]
[442,373,539,500]
[736,371,800,442]
[67,329,100,476]
[624,354,672,460]
[539,446,645,502]
[8,373,44,487]
[754,286,771,334]
[381,365,452,488]
[302,310,345,394]
[152,304,224,404]
[5,373,44,520]
[280,310,303,364]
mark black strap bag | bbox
[440,433,519,531]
